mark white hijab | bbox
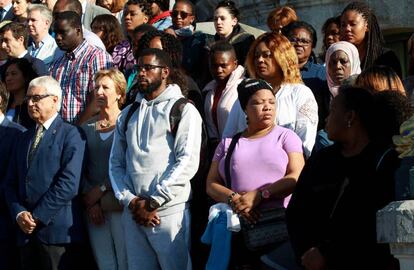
[325,41,361,97]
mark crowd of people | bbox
[0,0,412,269]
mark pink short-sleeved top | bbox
[213,125,303,207]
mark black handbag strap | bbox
[224,132,243,190]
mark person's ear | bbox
[52,95,59,107]
[17,36,25,45]
[161,67,169,80]
[231,17,238,28]
[345,110,356,128]
[143,15,149,24]
[189,15,195,25]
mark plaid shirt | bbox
[50,40,113,123]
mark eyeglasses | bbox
[171,10,191,19]
[24,94,53,103]
[135,64,167,72]
[289,37,312,46]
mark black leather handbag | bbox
[225,133,289,251]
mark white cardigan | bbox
[222,83,319,157]
[203,65,245,139]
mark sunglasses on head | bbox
[171,10,191,19]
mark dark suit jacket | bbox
[5,116,86,246]
[2,7,15,22]
[23,53,48,76]
[0,117,25,241]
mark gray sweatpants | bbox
[122,208,192,270]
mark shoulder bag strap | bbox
[123,101,140,133]
[224,132,243,189]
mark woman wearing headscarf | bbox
[314,41,361,152]
[325,41,361,98]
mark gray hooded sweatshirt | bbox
[109,84,202,216]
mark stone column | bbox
[377,200,414,270]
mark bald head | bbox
[53,0,82,17]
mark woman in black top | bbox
[340,1,402,77]
[286,87,402,270]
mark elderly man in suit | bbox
[5,76,86,270]
[0,83,25,270]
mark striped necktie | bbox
[28,125,44,164]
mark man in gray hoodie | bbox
[109,48,202,270]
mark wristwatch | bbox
[260,189,271,199]
[99,184,107,192]
[149,198,160,210]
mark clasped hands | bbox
[128,197,160,227]
[17,211,39,234]
[229,190,261,224]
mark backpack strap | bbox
[123,101,140,133]
[224,132,243,190]
[170,98,188,137]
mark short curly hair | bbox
[137,30,183,68]
[245,32,302,84]
[126,0,152,18]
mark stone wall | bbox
[194,0,414,52]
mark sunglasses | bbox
[171,10,191,19]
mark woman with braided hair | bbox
[340,1,402,77]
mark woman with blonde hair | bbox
[355,65,406,96]
[223,32,318,157]
[81,68,127,270]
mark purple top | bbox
[112,40,136,75]
[213,126,303,207]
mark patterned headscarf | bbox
[325,41,361,97]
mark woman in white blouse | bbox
[222,32,318,157]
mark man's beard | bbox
[138,77,162,95]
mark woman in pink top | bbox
[206,78,305,268]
